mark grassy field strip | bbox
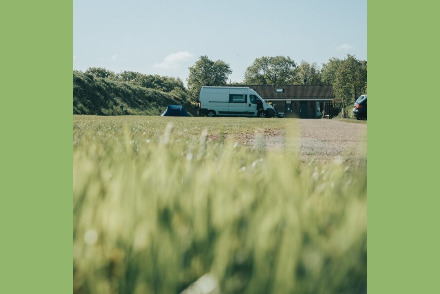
[73,115,366,294]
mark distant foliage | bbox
[75,54,367,115]
[117,71,186,93]
[73,70,195,116]
[242,55,367,105]
[297,61,323,85]
[84,67,117,79]
[333,55,367,105]
[321,58,343,85]
[244,56,298,85]
[187,56,232,100]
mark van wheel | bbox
[258,111,266,118]
[207,110,216,117]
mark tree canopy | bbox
[187,55,232,100]
[78,54,367,111]
[333,55,367,104]
[118,71,185,93]
[297,61,322,85]
[84,68,186,94]
[85,67,117,80]
[244,56,298,85]
[242,55,367,105]
[321,57,343,85]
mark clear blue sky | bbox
[73,0,367,85]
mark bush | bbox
[73,71,195,116]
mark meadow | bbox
[73,115,367,294]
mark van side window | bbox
[229,94,246,103]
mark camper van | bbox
[198,86,276,118]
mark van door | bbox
[249,94,260,116]
[228,93,248,115]
[202,88,229,115]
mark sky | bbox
[73,0,367,85]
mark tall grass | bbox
[73,116,366,294]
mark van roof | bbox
[201,86,250,89]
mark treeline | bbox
[73,69,196,116]
[74,54,366,116]
[188,54,367,105]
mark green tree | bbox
[85,67,116,79]
[297,61,323,85]
[334,55,367,105]
[244,56,297,85]
[321,58,343,85]
[187,56,232,100]
[360,60,367,94]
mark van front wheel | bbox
[207,110,216,117]
[258,111,266,118]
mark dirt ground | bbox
[242,119,367,162]
[297,119,367,162]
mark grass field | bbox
[73,115,367,294]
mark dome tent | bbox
[161,105,189,116]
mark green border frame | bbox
[0,1,72,293]
[2,0,438,293]
[369,1,439,293]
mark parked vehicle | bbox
[198,86,276,118]
[353,95,367,120]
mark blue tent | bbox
[161,105,189,116]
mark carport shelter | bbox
[239,85,335,118]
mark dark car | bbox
[352,95,367,120]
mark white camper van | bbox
[198,86,276,118]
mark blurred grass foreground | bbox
[73,116,367,294]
